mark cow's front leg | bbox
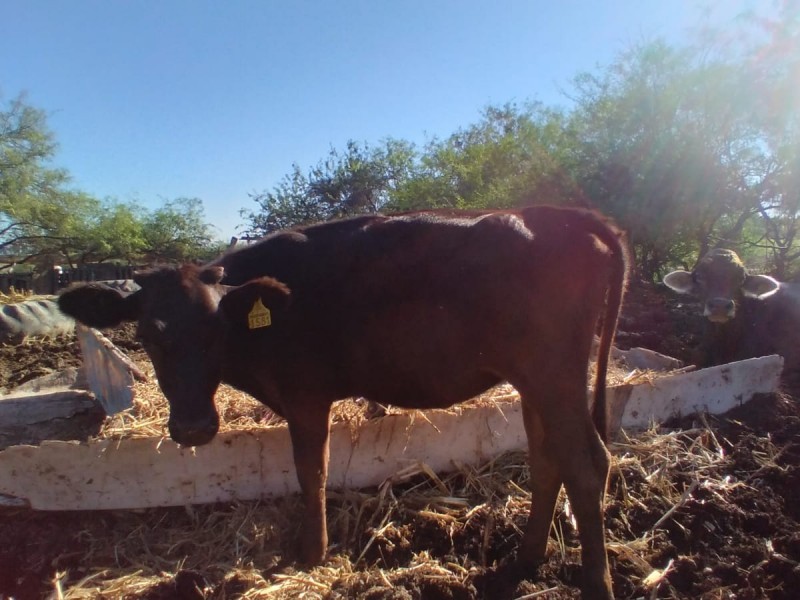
[286,403,332,565]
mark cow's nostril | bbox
[705,297,736,323]
[707,298,735,311]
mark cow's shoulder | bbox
[755,282,800,325]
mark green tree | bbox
[739,1,800,278]
[241,139,416,236]
[0,93,77,266]
[142,197,220,263]
[73,201,147,265]
[565,4,800,280]
[566,38,782,279]
[389,103,578,212]
[0,94,221,268]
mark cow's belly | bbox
[356,368,502,409]
[344,304,506,408]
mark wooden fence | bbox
[0,265,137,296]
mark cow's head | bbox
[663,249,780,323]
[58,266,290,446]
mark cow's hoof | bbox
[473,561,533,599]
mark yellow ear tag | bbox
[248,298,272,329]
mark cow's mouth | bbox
[168,416,219,447]
[173,430,217,447]
[706,313,733,324]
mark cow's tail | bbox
[589,216,629,444]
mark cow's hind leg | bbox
[286,402,332,565]
[518,399,562,566]
[559,417,612,599]
[516,383,613,600]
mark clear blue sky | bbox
[2,1,771,241]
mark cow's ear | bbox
[218,277,291,330]
[58,283,141,328]
[663,270,695,294]
[742,274,780,299]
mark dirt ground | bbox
[1,282,799,599]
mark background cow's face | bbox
[663,249,780,323]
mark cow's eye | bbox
[136,320,172,352]
[138,337,175,359]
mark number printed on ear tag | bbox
[248,298,272,329]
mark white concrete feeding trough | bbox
[0,326,784,511]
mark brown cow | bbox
[59,207,628,599]
[663,248,800,376]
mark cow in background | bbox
[663,248,800,380]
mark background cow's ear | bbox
[58,284,141,328]
[663,270,695,294]
[742,274,780,299]
[218,277,291,329]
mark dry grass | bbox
[97,355,655,442]
[99,381,527,441]
[54,351,690,598]
[54,450,538,599]
[0,287,40,305]
[603,420,745,596]
[55,417,738,599]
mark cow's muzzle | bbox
[168,415,220,447]
[704,297,736,323]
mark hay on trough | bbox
[98,355,655,442]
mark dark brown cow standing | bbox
[59,206,628,599]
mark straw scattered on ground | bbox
[36,396,800,599]
[32,343,799,600]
